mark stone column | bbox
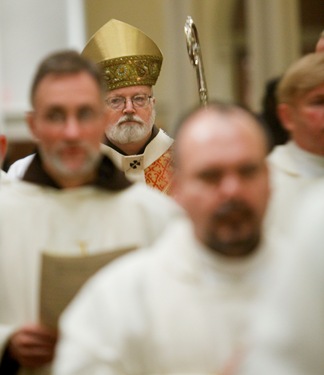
[245,0,301,111]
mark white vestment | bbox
[237,180,324,375]
[0,179,182,375]
[101,128,173,184]
[7,153,35,179]
[54,217,277,375]
[0,169,9,181]
[265,141,324,236]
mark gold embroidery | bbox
[99,55,162,90]
[145,147,173,194]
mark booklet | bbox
[39,247,135,329]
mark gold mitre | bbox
[82,19,163,90]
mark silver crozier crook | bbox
[184,16,208,106]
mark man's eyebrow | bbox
[45,105,65,111]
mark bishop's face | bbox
[104,85,155,145]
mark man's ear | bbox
[277,103,294,133]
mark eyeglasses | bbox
[105,94,153,110]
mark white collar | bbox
[269,141,324,178]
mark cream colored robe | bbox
[0,179,182,375]
[54,217,277,375]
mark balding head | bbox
[172,102,270,257]
[174,103,269,170]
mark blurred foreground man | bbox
[53,102,277,375]
[0,50,181,375]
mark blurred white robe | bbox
[237,179,324,375]
[265,140,324,236]
[54,217,277,375]
[0,179,181,375]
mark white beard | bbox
[39,142,101,180]
[107,110,155,144]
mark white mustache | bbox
[117,115,144,126]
